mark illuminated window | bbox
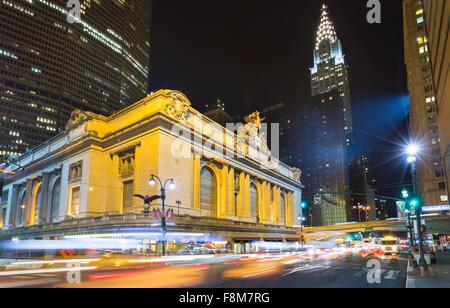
[50,180,61,223]
[280,193,286,226]
[122,180,134,214]
[70,186,80,218]
[250,184,259,222]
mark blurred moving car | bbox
[380,236,399,256]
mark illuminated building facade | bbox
[403,0,448,206]
[0,90,303,252]
[423,0,450,203]
[310,4,352,132]
[0,0,151,158]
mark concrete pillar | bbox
[7,184,19,227]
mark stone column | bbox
[273,186,281,225]
[260,182,268,224]
[228,167,235,217]
[133,145,142,210]
[244,174,251,218]
[219,165,229,218]
[108,154,122,215]
[7,184,20,227]
[39,173,51,224]
[193,154,201,212]
[236,172,247,218]
[24,179,34,226]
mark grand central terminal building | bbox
[0,90,304,254]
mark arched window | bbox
[33,185,42,225]
[200,167,217,217]
[280,194,286,226]
[250,184,258,222]
[50,180,61,223]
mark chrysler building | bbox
[310,4,353,132]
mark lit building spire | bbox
[310,4,353,133]
[315,4,337,50]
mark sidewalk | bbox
[406,252,450,288]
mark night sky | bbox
[150,0,411,213]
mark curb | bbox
[406,258,416,289]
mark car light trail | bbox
[10,259,101,266]
[0,266,98,276]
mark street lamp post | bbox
[365,206,370,222]
[149,175,176,256]
[407,145,427,269]
[357,205,362,223]
[352,204,368,223]
[402,189,415,249]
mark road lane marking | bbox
[277,265,327,278]
[384,270,400,280]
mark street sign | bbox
[396,201,407,219]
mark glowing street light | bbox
[406,144,419,156]
[405,142,427,269]
[147,175,176,256]
[402,189,409,199]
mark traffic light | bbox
[409,197,422,211]
[301,202,308,209]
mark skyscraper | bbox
[300,91,350,226]
[403,0,447,206]
[297,5,353,225]
[310,4,352,132]
[422,0,450,204]
[0,0,151,158]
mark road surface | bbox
[0,250,408,288]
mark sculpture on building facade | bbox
[237,111,271,156]
[291,168,302,183]
[66,110,96,130]
[164,90,191,122]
